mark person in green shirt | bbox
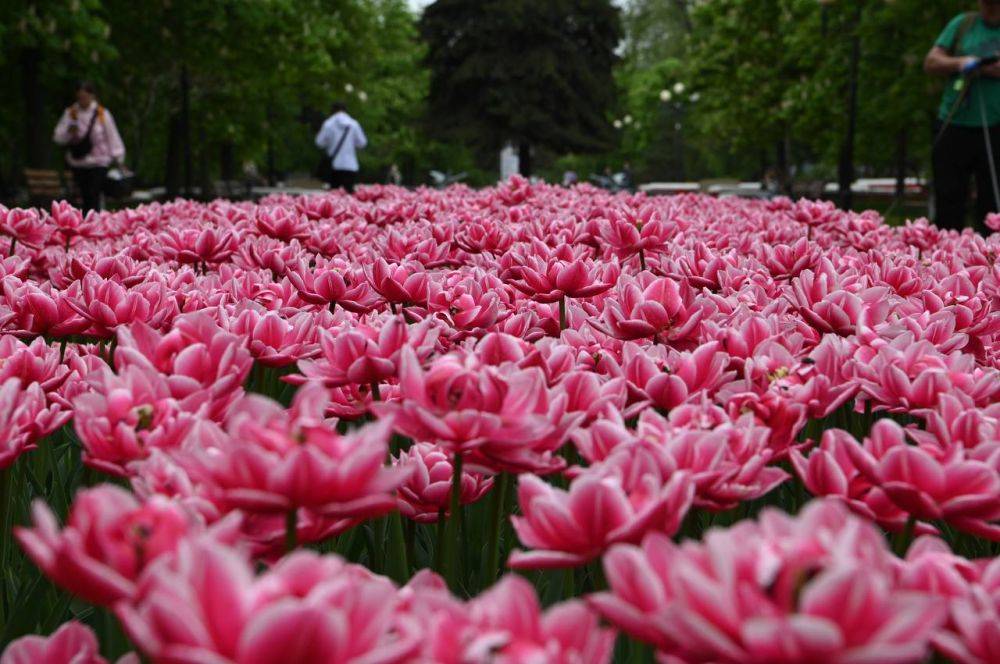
[925,1,1000,233]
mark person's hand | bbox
[959,55,981,74]
[982,61,1000,78]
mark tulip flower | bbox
[508,444,694,569]
[185,383,406,517]
[115,540,422,663]
[394,442,494,522]
[591,500,946,662]
[0,621,136,664]
[15,486,197,606]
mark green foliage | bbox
[0,0,437,191]
[420,0,623,166]
[615,0,970,185]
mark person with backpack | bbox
[52,81,126,213]
[925,2,1000,233]
[314,101,367,193]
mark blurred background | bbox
[0,0,972,216]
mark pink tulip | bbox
[982,211,1000,234]
[49,200,95,247]
[760,237,821,279]
[455,219,514,255]
[600,274,709,344]
[855,335,1000,412]
[116,540,422,663]
[932,556,1000,664]
[0,381,35,468]
[6,280,91,338]
[0,206,48,249]
[897,536,980,598]
[845,419,1000,539]
[394,442,494,522]
[506,254,616,303]
[292,315,438,389]
[460,575,616,663]
[402,571,615,664]
[225,307,319,367]
[791,428,928,533]
[622,340,733,411]
[73,363,199,476]
[365,258,430,307]
[15,486,195,606]
[0,335,71,393]
[385,347,576,473]
[591,500,946,662]
[636,409,788,510]
[160,227,238,266]
[185,383,405,516]
[114,313,252,420]
[285,257,378,312]
[0,621,135,664]
[254,206,310,241]
[509,445,693,569]
[67,274,176,338]
[427,270,509,338]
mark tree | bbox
[420,0,621,176]
[0,0,113,175]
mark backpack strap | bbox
[948,11,979,56]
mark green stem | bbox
[444,452,464,592]
[403,516,416,572]
[434,507,447,573]
[8,237,16,257]
[638,247,646,271]
[370,382,381,403]
[284,508,298,553]
[386,512,408,584]
[588,558,607,592]
[482,473,510,590]
[893,515,916,557]
[562,566,576,600]
[0,466,10,623]
[558,296,567,331]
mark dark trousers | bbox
[71,166,107,213]
[932,121,1000,234]
[327,169,357,193]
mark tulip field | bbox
[0,177,998,662]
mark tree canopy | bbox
[0,0,434,194]
[420,0,622,175]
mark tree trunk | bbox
[775,138,788,195]
[894,128,908,208]
[198,126,213,199]
[180,65,193,197]
[165,113,183,198]
[21,48,47,169]
[265,101,279,187]
[838,3,862,211]
[518,140,532,177]
[220,142,235,182]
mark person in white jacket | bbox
[52,81,126,212]
[314,101,367,193]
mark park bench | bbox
[23,168,72,206]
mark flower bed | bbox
[0,177,998,663]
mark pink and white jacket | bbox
[53,102,126,169]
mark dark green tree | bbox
[419,0,622,176]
